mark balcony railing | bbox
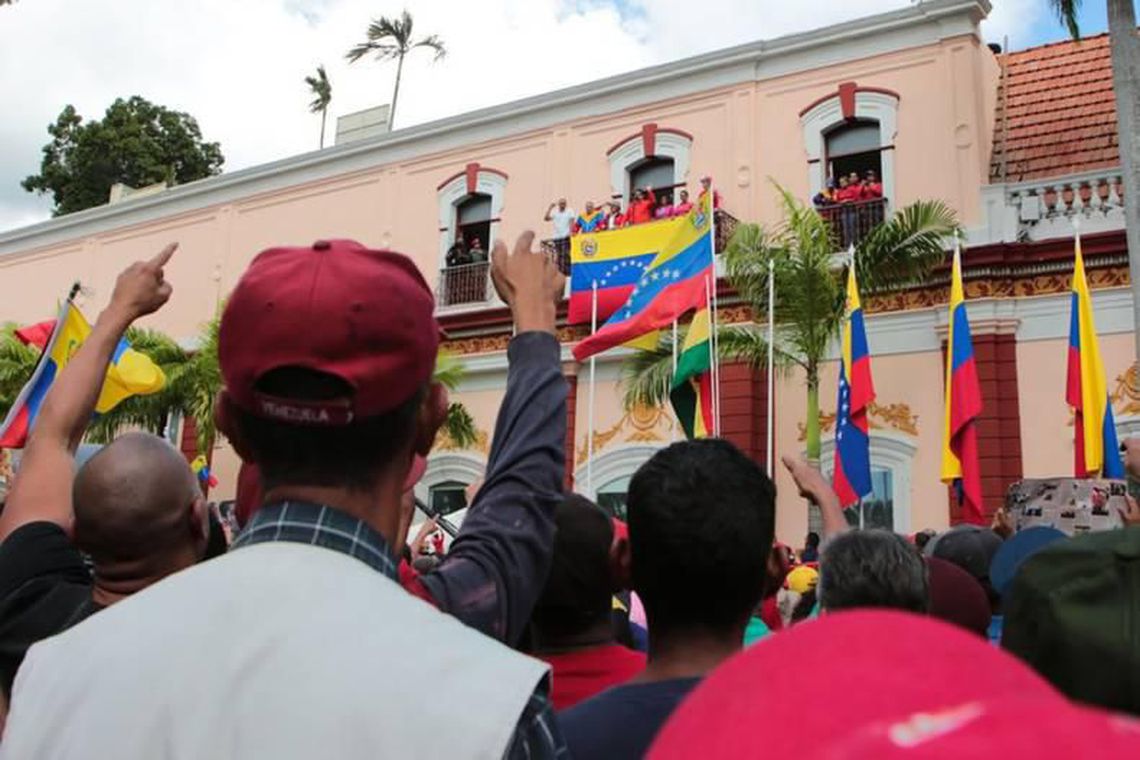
[817,198,887,249]
[437,261,490,307]
[994,169,1125,243]
[539,209,741,275]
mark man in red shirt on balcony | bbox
[600,201,626,230]
[863,170,883,199]
[698,176,723,210]
[628,187,656,225]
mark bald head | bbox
[73,433,204,571]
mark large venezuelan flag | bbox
[940,245,985,524]
[0,302,166,449]
[568,215,685,325]
[572,198,714,361]
[1066,238,1124,478]
[832,265,876,508]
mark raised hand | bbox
[109,242,177,323]
[490,231,564,335]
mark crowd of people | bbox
[812,169,883,208]
[544,175,723,259]
[0,230,1139,758]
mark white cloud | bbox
[0,0,1049,232]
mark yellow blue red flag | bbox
[0,301,166,448]
[1066,238,1124,478]
[572,196,715,361]
[832,265,876,507]
[940,245,985,524]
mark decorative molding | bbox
[414,451,486,505]
[1111,363,1140,418]
[608,124,693,200]
[573,443,664,500]
[800,82,900,201]
[434,425,490,454]
[576,404,676,467]
[798,400,919,441]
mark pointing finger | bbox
[148,242,178,269]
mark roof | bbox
[989,33,1118,183]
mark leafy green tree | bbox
[0,324,40,421]
[346,10,446,129]
[1048,0,1140,364]
[305,65,333,149]
[622,185,958,464]
[22,96,224,216]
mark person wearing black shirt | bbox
[0,244,209,701]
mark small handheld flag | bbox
[1066,236,1124,478]
[940,242,985,524]
[669,306,715,439]
[0,299,166,449]
[832,263,876,508]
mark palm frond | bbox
[305,65,331,113]
[1048,0,1082,38]
[855,200,959,293]
[433,350,465,391]
[415,34,447,61]
[443,402,478,449]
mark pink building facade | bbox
[0,0,1134,544]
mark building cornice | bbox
[0,0,990,256]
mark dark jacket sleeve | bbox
[419,331,566,643]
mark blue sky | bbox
[1020,2,1112,47]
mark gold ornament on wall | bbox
[797,400,919,441]
[1111,363,1140,417]
[576,403,675,466]
[434,427,490,454]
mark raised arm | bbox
[543,202,556,222]
[0,244,176,542]
[782,454,848,541]
[417,231,566,644]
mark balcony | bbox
[539,209,741,275]
[977,168,1126,244]
[437,262,490,307]
[817,198,887,250]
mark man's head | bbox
[848,172,860,184]
[557,198,567,210]
[472,237,483,248]
[700,176,711,189]
[216,240,447,540]
[530,495,615,645]
[865,170,877,182]
[608,201,620,213]
[73,433,207,577]
[634,189,646,200]
[628,439,776,640]
[838,175,849,188]
[584,201,594,213]
[679,189,689,202]
[819,530,929,614]
[805,531,820,550]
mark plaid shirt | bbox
[232,500,566,759]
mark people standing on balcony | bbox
[469,238,487,263]
[574,202,606,234]
[698,176,723,210]
[628,187,656,225]
[863,170,883,199]
[545,198,576,258]
[672,189,693,217]
[601,201,626,230]
[812,179,837,208]
[446,235,471,267]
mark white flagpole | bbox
[707,187,721,437]
[587,280,598,495]
[766,256,775,477]
[671,318,679,442]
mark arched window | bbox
[455,192,492,254]
[825,120,883,187]
[596,475,633,521]
[629,156,678,206]
[811,432,916,534]
[428,479,470,517]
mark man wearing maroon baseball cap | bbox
[2,235,571,760]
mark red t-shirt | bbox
[537,643,647,710]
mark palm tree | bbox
[305,65,333,149]
[622,185,959,464]
[1049,1,1140,363]
[345,10,446,130]
[434,350,478,448]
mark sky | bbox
[0,0,1118,232]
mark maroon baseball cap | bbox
[220,240,439,425]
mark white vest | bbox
[1,543,548,760]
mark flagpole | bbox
[766,257,775,477]
[708,187,721,437]
[671,318,679,442]
[587,280,598,496]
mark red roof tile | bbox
[989,33,1120,183]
